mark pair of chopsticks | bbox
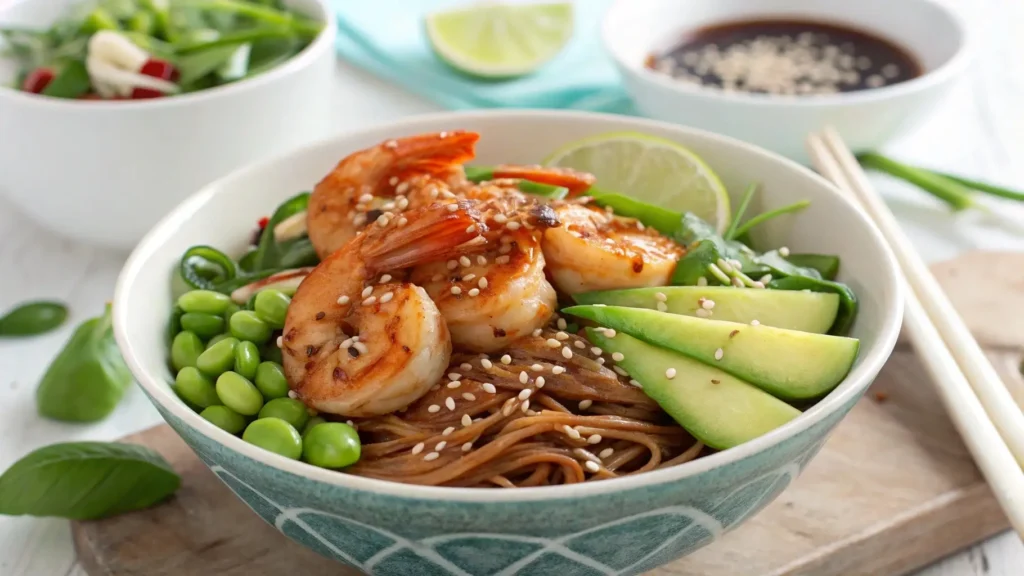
[807,128,1024,538]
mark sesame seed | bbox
[657,302,668,312]
[468,288,480,297]
[714,348,724,360]
[431,273,443,282]
[358,193,374,203]
[388,176,398,186]
[459,413,472,427]
[461,362,472,370]
[447,381,462,390]
[759,274,772,284]
[396,182,410,195]
[587,434,602,444]
[753,281,766,289]
[557,318,567,330]
[482,383,497,394]
[447,260,458,270]
[501,354,512,365]
[288,390,298,399]
[362,296,377,306]
[531,363,544,371]
[353,342,368,354]
[591,346,603,356]
[599,447,614,459]
[340,337,353,348]
[462,393,476,402]
[751,319,760,326]
[779,246,790,257]
[424,452,440,461]
[702,299,715,310]
[493,214,508,224]
[666,368,677,379]
[612,352,625,361]
[337,295,350,305]
[697,276,708,286]
[439,131,448,138]
[361,286,373,298]
[460,256,472,267]
[451,286,462,295]
[276,336,283,348]
[532,328,542,337]
[462,442,473,452]
[382,201,396,211]
[478,277,488,289]
[555,331,569,341]
[434,441,447,451]
[376,214,389,227]
[593,304,606,307]
[519,371,529,384]
[481,358,493,369]
[613,366,629,376]
[463,273,476,282]
[506,221,521,230]
[597,358,606,365]
[447,204,459,212]
[574,341,586,349]
[428,404,440,413]
[629,379,642,388]
[655,292,667,302]
[603,328,617,337]
[380,292,394,303]
[445,397,456,411]
[519,389,532,400]
[552,366,565,375]
[521,399,530,412]
[379,274,392,284]
[442,427,455,436]
[384,140,398,149]
[536,376,545,388]
[579,399,593,410]
[412,442,425,455]
[562,347,573,359]
[465,224,476,234]
[696,309,711,318]
[495,255,510,264]
[564,426,582,440]
[502,400,516,416]
[442,190,457,199]
[476,255,487,266]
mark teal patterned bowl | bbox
[114,111,902,575]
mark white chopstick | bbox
[807,129,1024,537]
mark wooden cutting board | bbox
[73,251,1024,576]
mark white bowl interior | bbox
[115,110,901,499]
[605,0,964,79]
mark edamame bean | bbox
[258,398,309,430]
[171,331,204,371]
[303,416,326,436]
[178,290,233,315]
[174,367,221,408]
[255,361,289,399]
[234,341,260,380]
[180,312,225,339]
[243,417,302,459]
[216,371,264,415]
[196,337,238,377]
[200,405,246,434]
[302,423,360,468]
[222,302,241,323]
[206,333,230,349]
[229,310,272,344]
[261,340,283,365]
[253,289,291,329]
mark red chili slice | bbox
[130,87,165,99]
[258,217,270,229]
[138,58,180,83]
[22,68,55,94]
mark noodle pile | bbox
[347,327,703,487]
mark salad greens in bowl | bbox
[113,110,902,574]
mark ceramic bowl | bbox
[0,0,336,250]
[602,0,971,162]
[113,110,903,575]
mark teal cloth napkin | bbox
[332,0,635,113]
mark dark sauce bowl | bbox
[602,0,971,161]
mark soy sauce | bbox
[646,19,923,96]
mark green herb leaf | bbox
[0,442,180,520]
[0,301,68,337]
[175,44,239,85]
[724,183,757,240]
[36,304,133,422]
[730,200,810,240]
[41,60,91,99]
[785,253,841,281]
[247,192,317,272]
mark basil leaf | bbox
[0,442,180,520]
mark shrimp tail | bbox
[361,201,488,272]
[491,165,597,197]
[378,131,480,194]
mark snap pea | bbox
[180,312,224,339]
[0,301,68,337]
[36,304,132,422]
[253,289,290,329]
[242,417,302,459]
[234,341,260,380]
[170,331,204,371]
[302,416,326,436]
[177,289,233,315]
[229,310,272,343]
[200,405,246,434]
[174,367,221,408]
[258,397,309,430]
[254,361,289,399]
[215,371,263,415]
[302,423,360,469]
[196,336,238,376]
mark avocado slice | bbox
[573,286,839,334]
[586,328,800,450]
[565,305,859,400]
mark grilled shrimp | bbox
[542,202,684,294]
[306,131,479,259]
[282,202,488,417]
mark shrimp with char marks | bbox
[281,202,488,417]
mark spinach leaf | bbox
[0,301,67,337]
[768,276,858,336]
[41,60,91,98]
[246,192,317,271]
[176,44,239,85]
[0,442,180,520]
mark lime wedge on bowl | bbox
[425,2,573,79]
[544,132,732,234]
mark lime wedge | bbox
[425,2,573,79]
[544,132,732,234]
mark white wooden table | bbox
[3,0,1024,573]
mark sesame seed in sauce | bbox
[562,347,573,359]
[447,381,461,389]
[446,260,458,270]
[288,390,298,399]
[612,352,625,361]
[465,224,476,234]
[519,371,528,384]
[463,273,476,282]
[462,393,476,402]
[451,286,462,295]
[428,404,441,413]
[696,309,711,318]
[462,442,473,452]
[447,204,459,212]
[599,447,614,459]
[587,434,602,445]
[779,246,790,257]
[574,341,586,349]
[557,318,568,330]
[445,397,456,411]
[353,342,368,355]
[380,292,394,303]
[552,366,566,375]
[337,295,350,305]
[502,401,516,416]
[530,363,544,372]
[506,221,521,231]
[629,379,642,388]
[481,358,493,369]
[715,348,724,360]
[379,274,392,284]
[545,338,561,349]
[376,214,389,227]
[358,193,374,203]
[459,256,471,268]
[412,442,425,455]
[482,383,497,394]
[519,389,532,401]
[431,274,443,282]
[434,441,447,451]
[382,201,396,211]
[521,400,531,413]
[460,362,472,371]
[666,368,677,379]
[493,214,508,224]
[495,255,510,265]
[361,286,373,298]
[501,354,512,365]
[443,427,455,436]
[276,336,283,348]
[424,452,440,462]
[579,399,593,410]
[613,366,628,377]
[362,296,377,306]
[477,255,488,266]
[468,288,480,297]
[751,319,761,326]
[448,372,461,381]
[478,277,488,289]
[536,377,545,388]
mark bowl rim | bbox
[0,0,337,110]
[600,0,972,108]
[114,109,904,503]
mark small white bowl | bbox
[0,0,337,250]
[602,0,971,161]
